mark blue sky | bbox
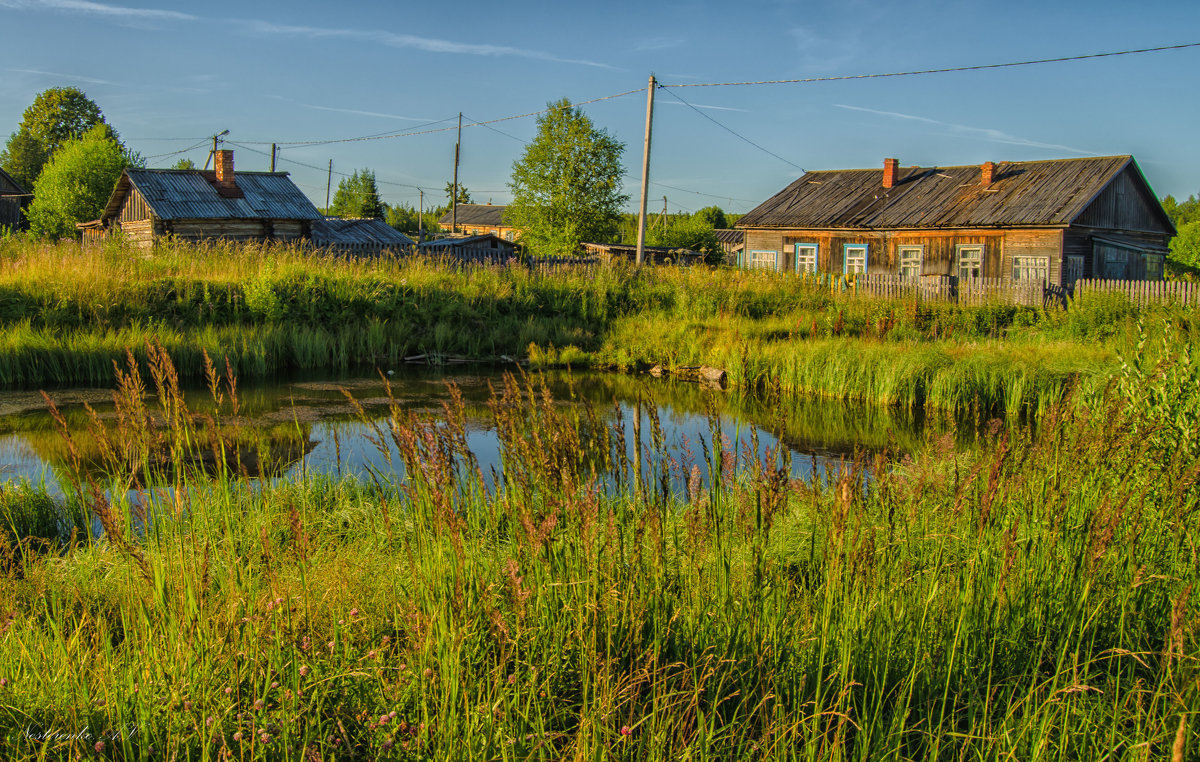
[2,0,1199,215]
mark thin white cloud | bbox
[0,0,195,20]
[242,20,620,70]
[5,67,124,86]
[835,104,1097,155]
[269,96,435,122]
[661,101,749,113]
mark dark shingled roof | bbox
[737,156,1166,230]
[311,218,414,247]
[102,168,322,223]
[437,204,507,227]
[714,229,743,245]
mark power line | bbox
[658,87,806,173]
[661,41,1200,88]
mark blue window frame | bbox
[844,244,868,274]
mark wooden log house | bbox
[437,203,521,240]
[79,150,323,248]
[735,156,1175,286]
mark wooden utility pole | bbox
[418,189,424,243]
[452,112,462,234]
[270,143,276,172]
[325,160,333,213]
[202,130,228,170]
[635,75,656,266]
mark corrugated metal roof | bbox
[714,228,743,245]
[311,218,414,246]
[103,169,322,222]
[736,156,1152,230]
[437,204,507,227]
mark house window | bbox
[898,245,923,279]
[956,245,984,279]
[1012,255,1049,282]
[749,250,778,271]
[1104,248,1128,279]
[844,244,868,275]
[795,244,818,274]
[1065,255,1084,285]
[1146,254,1164,281]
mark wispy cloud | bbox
[789,26,859,73]
[243,21,620,70]
[268,96,435,122]
[835,104,1097,155]
[661,101,749,113]
[0,0,195,21]
[5,67,125,86]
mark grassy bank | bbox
[0,348,1195,759]
[0,237,1194,418]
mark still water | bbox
[0,368,941,491]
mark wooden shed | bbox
[310,218,415,256]
[0,167,29,232]
[80,150,322,248]
[736,156,1175,285]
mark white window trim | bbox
[844,244,868,275]
[1012,255,1049,282]
[898,245,924,279]
[795,243,818,274]
[956,245,984,280]
[749,250,779,271]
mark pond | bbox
[0,368,947,493]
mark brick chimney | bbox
[212,150,243,198]
[981,161,996,185]
[883,158,899,189]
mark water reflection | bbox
[0,368,939,491]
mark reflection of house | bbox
[79,150,323,248]
[418,234,519,264]
[0,167,28,231]
[437,203,520,240]
[736,156,1175,285]
[582,242,704,265]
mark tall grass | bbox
[0,346,1194,759]
[0,237,1195,419]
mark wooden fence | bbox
[788,273,1195,309]
[1073,278,1198,307]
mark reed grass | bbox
[0,345,1194,759]
[0,237,1195,420]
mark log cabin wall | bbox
[744,227,1064,284]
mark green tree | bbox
[328,169,385,219]
[434,182,472,218]
[694,205,729,230]
[385,203,441,238]
[505,99,627,257]
[1,87,112,189]
[25,124,137,239]
[646,214,724,264]
[171,158,197,170]
[1168,220,1200,270]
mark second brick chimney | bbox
[981,161,996,185]
[883,158,899,189]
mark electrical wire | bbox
[660,41,1200,88]
[658,87,806,173]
